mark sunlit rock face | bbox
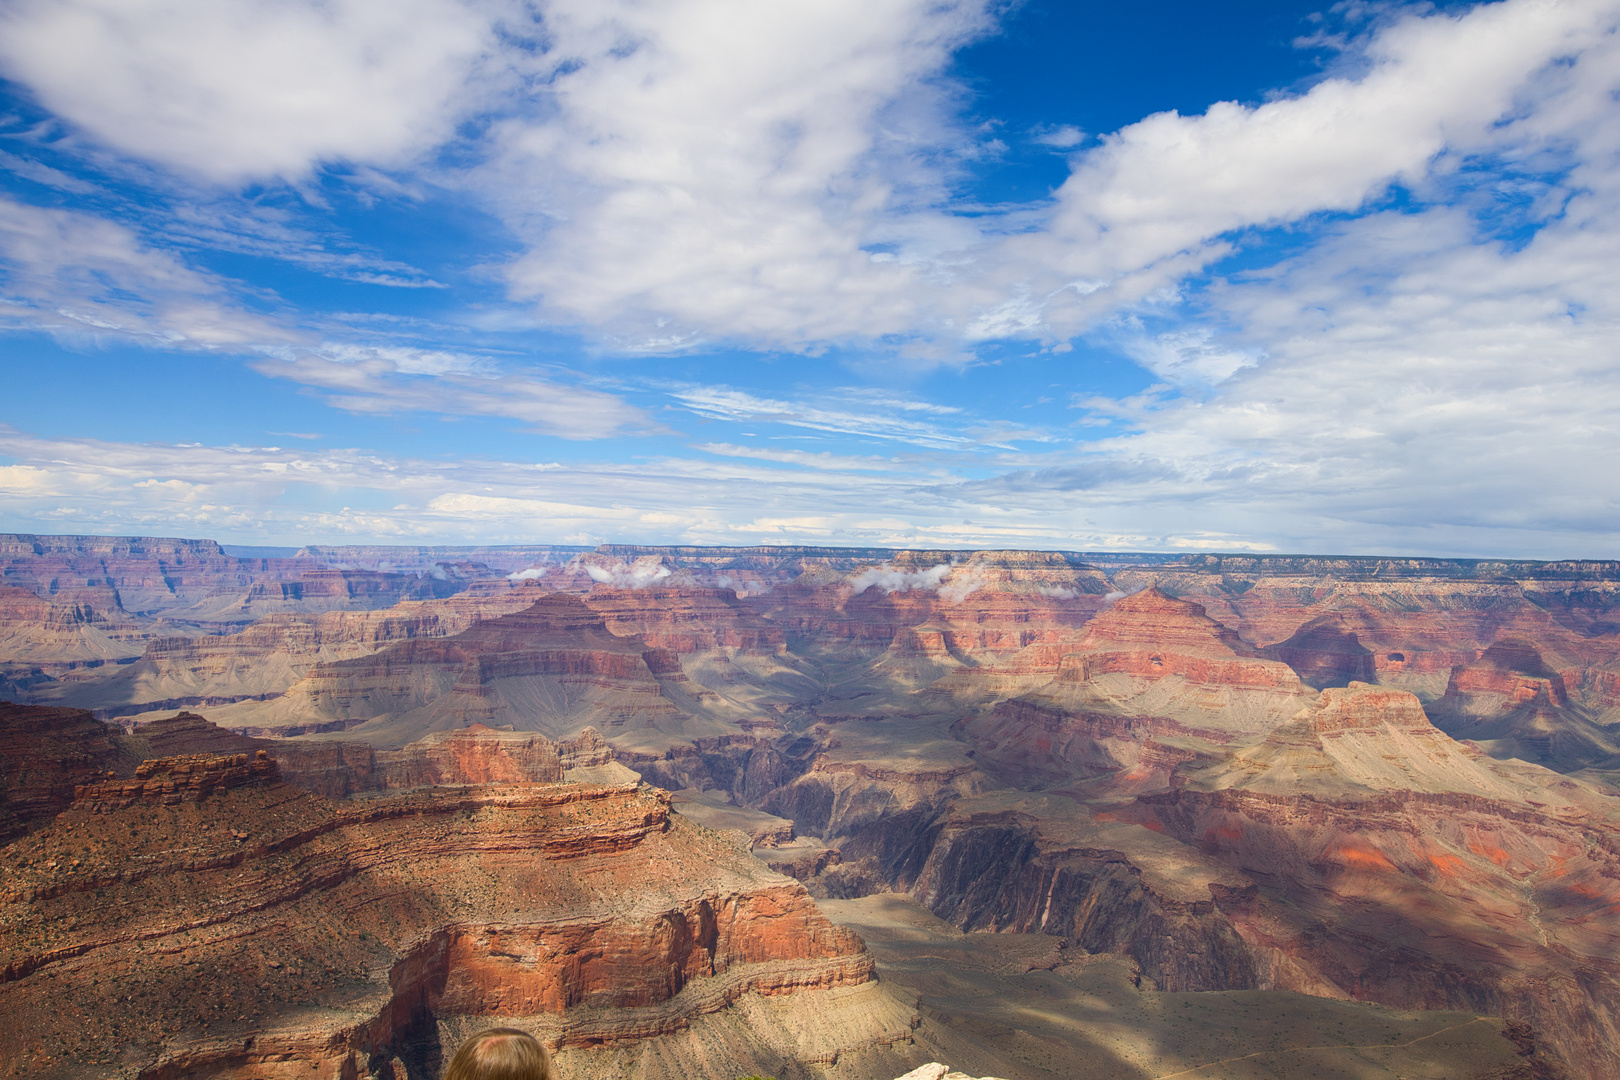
[11,539,1620,1077]
[0,706,882,1080]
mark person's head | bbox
[442,1028,556,1080]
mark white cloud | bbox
[488,0,1620,352]
[0,148,101,194]
[849,562,951,595]
[669,385,974,449]
[0,0,502,182]
[162,202,448,288]
[1031,124,1085,149]
[693,443,925,473]
[253,350,658,440]
[582,558,674,588]
[5,0,1614,360]
[3,0,1620,559]
[1116,327,1261,385]
[0,195,297,347]
[488,0,997,347]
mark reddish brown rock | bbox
[0,772,872,1080]
[1059,588,1297,689]
[584,587,786,653]
[29,584,546,722]
[128,712,569,799]
[229,592,686,742]
[71,750,279,810]
[1261,615,1376,689]
[1430,641,1620,771]
[0,703,140,839]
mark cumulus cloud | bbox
[582,558,674,589]
[1016,0,1620,332]
[0,0,503,182]
[507,566,548,580]
[849,563,952,596]
[483,0,995,349]
[3,0,1615,359]
[490,0,1620,351]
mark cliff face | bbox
[902,687,1620,1077]
[121,712,596,799]
[746,552,1109,660]
[0,754,874,1080]
[583,587,786,653]
[0,702,142,839]
[0,533,311,617]
[961,588,1311,741]
[0,584,145,674]
[215,593,691,743]
[25,585,544,722]
[1428,641,1620,771]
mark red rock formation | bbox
[238,592,686,742]
[1058,588,1296,689]
[946,589,1309,745]
[28,584,544,721]
[72,750,279,810]
[1429,641,1620,770]
[0,771,872,1079]
[955,698,1218,789]
[749,551,1108,659]
[130,711,266,757]
[0,703,140,839]
[0,533,311,616]
[126,712,568,798]
[1448,640,1570,705]
[584,587,786,653]
[17,539,1620,1077]
[1261,615,1376,688]
[0,583,145,671]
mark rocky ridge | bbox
[0,705,889,1080]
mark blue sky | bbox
[0,0,1617,556]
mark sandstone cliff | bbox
[0,753,882,1080]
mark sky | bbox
[0,0,1617,558]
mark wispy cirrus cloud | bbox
[667,385,976,449]
[0,195,299,347]
[253,347,663,440]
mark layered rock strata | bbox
[27,585,544,722]
[0,760,877,1079]
[216,593,695,743]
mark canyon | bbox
[7,534,1620,1078]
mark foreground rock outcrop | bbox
[0,746,883,1080]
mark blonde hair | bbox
[442,1028,556,1080]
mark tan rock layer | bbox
[0,773,870,1080]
